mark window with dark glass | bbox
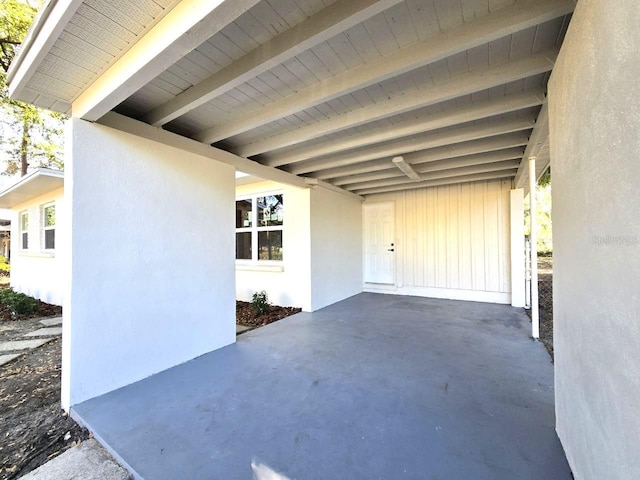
[43,204,55,250]
[235,194,284,262]
[20,211,28,250]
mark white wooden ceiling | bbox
[13,0,575,196]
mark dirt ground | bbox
[530,255,554,361]
[0,301,301,478]
[0,336,90,480]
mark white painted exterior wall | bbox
[10,189,64,306]
[364,179,512,304]
[310,186,363,311]
[63,118,236,408]
[235,180,312,311]
[549,1,640,478]
[236,181,362,312]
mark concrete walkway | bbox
[73,294,571,480]
[20,439,131,480]
[0,316,62,367]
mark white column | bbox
[62,118,236,409]
[510,189,525,307]
[528,157,539,339]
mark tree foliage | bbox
[1,0,65,176]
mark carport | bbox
[73,294,569,479]
[7,0,640,478]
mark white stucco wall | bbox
[10,189,65,306]
[235,181,312,311]
[62,118,235,408]
[549,1,640,478]
[310,187,363,311]
[364,179,512,304]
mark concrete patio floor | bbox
[72,293,571,479]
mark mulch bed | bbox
[236,301,301,328]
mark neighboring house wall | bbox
[235,181,362,312]
[236,181,312,311]
[10,189,64,305]
[63,118,236,408]
[310,186,363,311]
[549,1,640,478]
[364,179,512,304]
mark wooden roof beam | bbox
[288,115,535,175]
[313,132,530,180]
[214,48,557,157]
[348,159,521,191]
[197,0,573,147]
[143,0,404,127]
[357,171,518,196]
[332,147,525,186]
[262,89,544,167]
[71,0,263,121]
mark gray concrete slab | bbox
[236,324,252,335]
[73,294,571,480]
[24,327,62,337]
[0,353,22,367]
[20,439,131,480]
[40,316,63,327]
[0,338,52,353]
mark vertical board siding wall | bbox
[365,179,512,304]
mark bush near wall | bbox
[0,288,38,315]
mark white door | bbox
[364,202,395,284]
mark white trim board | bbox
[363,284,512,305]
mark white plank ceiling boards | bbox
[10,0,575,195]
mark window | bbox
[43,203,55,250]
[20,211,28,250]
[236,194,283,262]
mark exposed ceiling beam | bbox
[198,0,573,147]
[313,132,530,180]
[332,148,525,186]
[303,178,364,202]
[261,89,544,167]
[357,171,517,196]
[348,159,521,192]
[143,0,404,127]
[97,112,307,189]
[514,101,550,189]
[288,115,535,175]
[71,0,262,121]
[206,48,556,154]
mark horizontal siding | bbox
[366,178,511,296]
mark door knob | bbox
[387,248,395,252]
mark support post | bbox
[528,157,539,339]
[510,189,525,307]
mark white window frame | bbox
[42,202,56,251]
[20,210,29,250]
[235,191,284,265]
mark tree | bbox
[0,0,65,177]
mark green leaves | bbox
[0,1,65,176]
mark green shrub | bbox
[251,290,270,316]
[0,288,38,315]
